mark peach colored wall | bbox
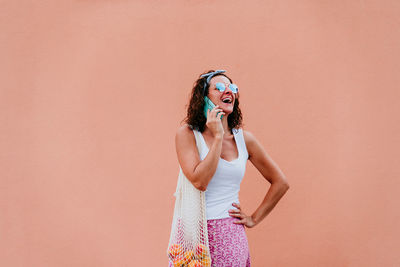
[1,1,399,266]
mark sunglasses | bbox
[215,82,239,93]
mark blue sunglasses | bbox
[215,82,239,93]
[200,70,239,95]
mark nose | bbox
[224,87,234,95]
[222,89,234,102]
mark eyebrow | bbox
[214,82,231,86]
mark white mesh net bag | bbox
[167,130,211,267]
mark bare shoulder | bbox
[175,123,197,159]
[175,124,200,180]
[176,124,195,143]
[242,129,257,156]
[243,129,256,144]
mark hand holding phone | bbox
[204,97,225,137]
[204,96,223,120]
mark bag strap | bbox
[192,129,203,153]
[174,128,204,197]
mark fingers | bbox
[212,106,223,118]
[229,208,245,220]
[229,209,240,213]
[229,213,241,219]
[232,215,249,225]
[229,204,243,220]
[232,203,241,210]
[230,213,244,218]
[207,106,224,122]
[233,218,245,224]
[210,109,225,121]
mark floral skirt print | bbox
[169,217,251,267]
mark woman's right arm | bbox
[175,107,225,191]
[175,126,222,191]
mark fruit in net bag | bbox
[188,259,202,267]
[183,250,194,265]
[201,256,211,267]
[172,256,185,267]
[194,243,209,260]
[168,243,183,261]
[167,139,212,267]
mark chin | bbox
[224,109,234,115]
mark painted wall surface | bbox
[1,1,399,266]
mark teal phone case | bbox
[204,96,223,119]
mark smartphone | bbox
[204,96,223,120]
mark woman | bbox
[172,69,289,267]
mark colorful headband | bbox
[200,69,226,95]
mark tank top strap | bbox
[192,126,248,161]
[192,129,201,147]
[234,128,249,160]
[191,129,205,157]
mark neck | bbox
[203,115,232,137]
[221,115,231,135]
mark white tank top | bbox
[192,128,249,220]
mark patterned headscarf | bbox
[200,70,226,95]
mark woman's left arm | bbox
[229,130,290,228]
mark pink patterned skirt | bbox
[168,217,251,267]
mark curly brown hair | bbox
[180,70,244,133]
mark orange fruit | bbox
[201,256,211,267]
[194,243,209,259]
[188,259,202,267]
[172,256,185,267]
[168,244,183,260]
[183,250,194,264]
